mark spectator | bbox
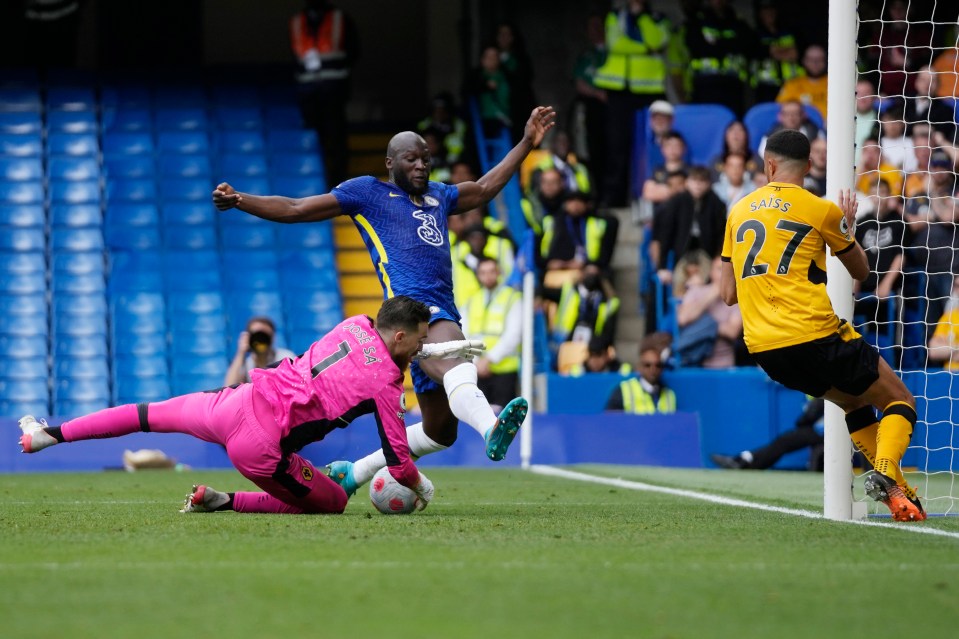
[225,317,297,386]
[568,336,634,377]
[905,65,957,144]
[803,137,828,196]
[869,0,932,98]
[421,128,451,184]
[685,0,753,117]
[855,79,879,163]
[448,160,478,185]
[468,44,512,138]
[675,256,742,369]
[605,339,676,414]
[569,14,609,196]
[751,0,802,104]
[642,131,689,208]
[777,44,828,120]
[531,130,593,197]
[711,398,826,471]
[537,191,619,277]
[927,276,959,370]
[594,0,671,207]
[712,152,757,210]
[417,92,468,164]
[709,120,762,181]
[541,264,620,348]
[876,103,916,171]
[758,100,822,156]
[645,99,677,172]
[931,45,959,100]
[455,220,515,283]
[903,123,933,200]
[854,179,907,339]
[652,165,727,286]
[494,22,536,143]
[855,134,903,197]
[522,167,567,235]
[289,0,359,186]
[458,257,522,409]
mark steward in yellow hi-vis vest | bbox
[718,129,925,522]
[604,344,674,414]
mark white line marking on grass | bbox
[531,465,959,541]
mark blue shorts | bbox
[410,306,461,394]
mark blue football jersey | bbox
[332,176,460,319]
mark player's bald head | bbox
[387,131,426,158]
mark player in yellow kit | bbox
[719,129,925,522]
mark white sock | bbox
[351,422,449,486]
[444,362,498,438]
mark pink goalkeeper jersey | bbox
[249,315,418,488]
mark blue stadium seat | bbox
[223,267,280,291]
[167,291,224,317]
[47,110,97,134]
[281,267,338,291]
[161,249,219,272]
[53,400,108,417]
[213,106,263,131]
[221,249,277,271]
[108,266,163,292]
[0,133,42,156]
[105,202,160,228]
[102,132,154,156]
[0,308,47,335]
[267,129,318,153]
[0,401,49,418]
[0,251,45,275]
[0,111,42,135]
[52,251,103,275]
[158,154,211,178]
[158,177,209,201]
[655,104,736,166]
[217,205,273,227]
[163,225,217,250]
[46,132,98,157]
[171,374,225,396]
[54,376,109,401]
[218,153,268,177]
[279,250,334,273]
[112,332,167,356]
[112,290,165,318]
[0,272,46,295]
[50,228,104,253]
[52,293,106,319]
[114,376,171,404]
[268,176,326,198]
[161,201,214,226]
[163,268,222,292]
[49,180,101,205]
[54,356,108,380]
[744,102,825,153]
[227,290,284,329]
[170,331,227,356]
[51,272,106,295]
[0,379,48,403]
[108,250,162,274]
[209,84,261,108]
[47,156,100,181]
[0,227,44,251]
[0,181,43,205]
[155,107,209,132]
[169,312,226,333]
[0,293,46,318]
[100,107,152,133]
[46,87,96,111]
[100,85,151,110]
[53,335,107,358]
[0,335,48,358]
[52,312,106,336]
[288,329,330,353]
[104,155,154,179]
[0,87,41,111]
[0,204,44,227]
[50,203,102,228]
[0,357,48,379]
[277,223,333,249]
[0,157,42,180]
[106,178,157,203]
[170,355,228,379]
[111,309,166,336]
[270,152,323,177]
[286,308,343,333]
[264,106,304,130]
[113,354,168,379]
[221,224,275,249]
[153,85,206,109]
[157,131,209,155]
[217,130,265,154]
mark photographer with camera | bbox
[224,317,297,386]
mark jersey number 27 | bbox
[736,219,813,279]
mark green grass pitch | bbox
[2,466,958,639]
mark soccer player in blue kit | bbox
[213,105,556,497]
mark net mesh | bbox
[856,0,959,514]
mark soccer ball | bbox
[369,467,419,515]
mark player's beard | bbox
[393,171,428,196]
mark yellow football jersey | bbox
[722,182,855,353]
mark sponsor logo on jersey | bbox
[429,306,440,314]
[424,195,439,207]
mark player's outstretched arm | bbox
[455,106,557,213]
[835,189,869,281]
[212,182,342,223]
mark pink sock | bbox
[61,404,142,442]
[232,492,305,514]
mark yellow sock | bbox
[875,401,916,481]
[845,407,909,488]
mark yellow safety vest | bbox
[568,362,633,377]
[465,286,521,374]
[521,198,542,235]
[593,10,670,94]
[535,155,592,194]
[553,282,620,341]
[452,236,513,278]
[540,215,607,264]
[690,24,748,80]
[619,378,677,415]
[452,258,480,309]
[751,34,802,87]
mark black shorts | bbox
[752,330,880,398]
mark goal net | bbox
[852,0,959,516]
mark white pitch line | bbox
[530,465,959,541]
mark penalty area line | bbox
[529,465,959,541]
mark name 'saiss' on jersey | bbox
[749,197,792,213]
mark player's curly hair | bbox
[765,129,810,162]
[377,295,431,332]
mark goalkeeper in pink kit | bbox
[17,296,479,514]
